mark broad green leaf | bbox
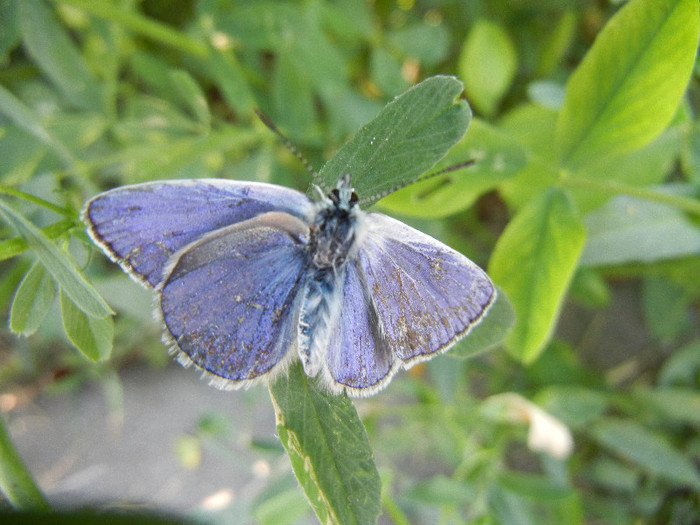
[0,200,113,318]
[378,118,526,218]
[556,0,699,170]
[450,288,515,359]
[318,75,471,205]
[60,289,113,361]
[570,128,680,213]
[590,418,700,489]
[489,188,586,362]
[388,22,450,67]
[269,363,381,525]
[580,193,700,267]
[18,0,103,111]
[9,261,55,336]
[458,19,517,117]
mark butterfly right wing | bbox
[83,179,315,288]
[355,212,495,367]
[158,212,310,388]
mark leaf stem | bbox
[54,0,209,58]
[0,414,50,511]
[560,175,700,216]
[0,187,72,217]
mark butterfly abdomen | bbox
[298,267,344,377]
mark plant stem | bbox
[54,0,209,58]
[0,187,72,217]
[0,414,50,511]
[560,175,700,216]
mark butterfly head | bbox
[313,174,359,213]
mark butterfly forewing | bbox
[356,213,495,364]
[83,180,315,287]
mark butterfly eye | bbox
[350,191,359,205]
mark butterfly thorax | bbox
[307,176,361,270]
[298,176,362,377]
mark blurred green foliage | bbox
[1,0,699,523]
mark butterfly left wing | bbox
[355,212,495,368]
[158,212,309,388]
[83,179,315,288]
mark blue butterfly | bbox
[83,174,495,396]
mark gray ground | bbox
[6,362,310,523]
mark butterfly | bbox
[83,174,496,396]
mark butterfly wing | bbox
[83,179,315,287]
[158,212,309,387]
[356,212,495,366]
[320,261,400,396]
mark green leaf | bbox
[253,487,311,525]
[590,418,700,489]
[169,69,211,128]
[0,84,76,168]
[458,19,517,117]
[17,0,103,111]
[580,193,700,267]
[269,363,381,525]
[0,199,113,318]
[556,0,699,170]
[9,261,55,336]
[450,287,515,359]
[634,387,700,426]
[377,118,526,218]
[488,188,586,362]
[60,289,113,361]
[318,75,471,205]
[658,340,700,387]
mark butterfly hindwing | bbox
[158,212,309,387]
[357,212,496,365]
[83,179,315,287]
[322,260,398,395]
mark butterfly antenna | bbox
[357,159,476,205]
[254,109,319,181]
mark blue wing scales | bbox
[158,212,309,386]
[83,179,314,287]
[356,212,495,365]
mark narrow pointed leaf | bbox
[18,0,103,111]
[60,290,113,361]
[269,363,381,525]
[9,261,55,336]
[318,75,471,204]
[556,0,699,170]
[489,188,585,362]
[0,200,113,318]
